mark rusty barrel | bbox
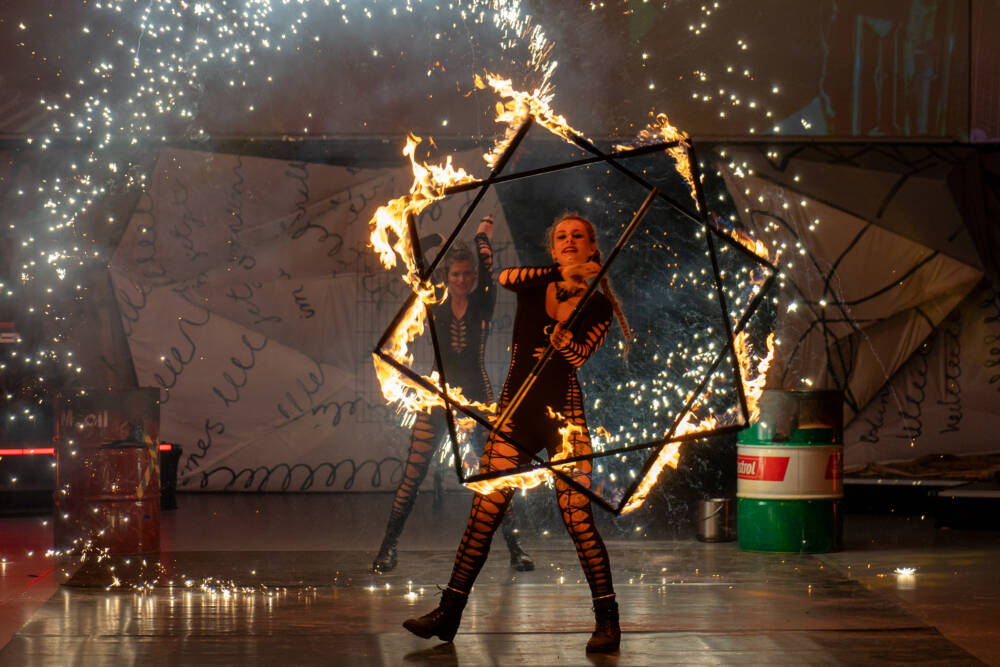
[53,388,161,580]
[737,390,843,553]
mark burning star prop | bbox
[369,74,776,514]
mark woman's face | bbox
[446,259,476,297]
[550,218,596,267]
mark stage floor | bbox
[1,492,998,666]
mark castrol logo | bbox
[737,455,790,481]
[737,445,843,499]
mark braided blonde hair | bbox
[547,213,631,358]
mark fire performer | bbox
[373,216,534,574]
[403,214,630,654]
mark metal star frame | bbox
[374,115,777,514]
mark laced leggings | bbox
[446,415,614,599]
[384,408,523,545]
[383,410,439,532]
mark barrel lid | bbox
[741,389,844,444]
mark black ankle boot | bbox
[371,536,398,574]
[586,596,621,654]
[372,513,405,573]
[507,539,535,572]
[501,514,535,572]
[403,588,468,642]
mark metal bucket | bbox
[697,498,735,542]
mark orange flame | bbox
[715,220,771,264]
[620,331,775,514]
[370,134,477,290]
[475,73,583,167]
[615,112,696,208]
[620,402,720,514]
[369,75,776,513]
[369,135,498,416]
[465,407,582,495]
[735,330,776,422]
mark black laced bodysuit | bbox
[382,233,497,534]
[446,265,616,600]
[431,239,495,405]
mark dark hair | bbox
[547,213,631,358]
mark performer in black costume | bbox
[403,214,631,654]
[372,217,534,574]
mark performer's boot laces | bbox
[402,588,468,642]
[586,596,620,654]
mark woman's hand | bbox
[550,321,572,350]
[560,260,600,285]
[477,216,494,238]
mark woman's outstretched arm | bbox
[498,266,559,291]
[473,218,496,314]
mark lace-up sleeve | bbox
[557,298,613,368]
[473,232,496,314]
[498,266,559,292]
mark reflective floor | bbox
[1,492,998,666]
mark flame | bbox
[620,331,775,514]
[735,330,776,422]
[713,219,771,263]
[620,403,720,514]
[370,75,775,512]
[615,112,696,208]
[370,134,477,290]
[475,73,583,167]
[465,406,582,495]
[368,134,497,416]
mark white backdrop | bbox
[720,161,999,466]
[110,148,516,491]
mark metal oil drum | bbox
[52,388,161,583]
[737,390,843,553]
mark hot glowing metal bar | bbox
[0,447,56,456]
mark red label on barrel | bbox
[737,455,790,481]
[824,452,842,480]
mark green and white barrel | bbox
[737,390,843,553]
